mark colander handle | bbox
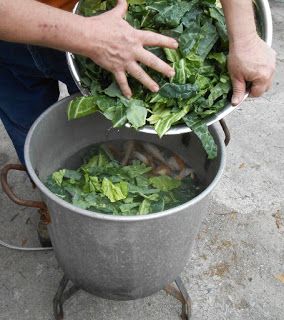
[219,119,230,146]
[0,164,50,223]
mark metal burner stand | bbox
[53,275,192,320]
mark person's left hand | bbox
[228,34,276,106]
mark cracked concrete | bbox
[0,2,283,319]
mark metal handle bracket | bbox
[1,164,50,224]
[219,119,231,146]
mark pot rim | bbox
[24,95,226,222]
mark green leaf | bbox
[161,24,184,38]
[196,21,219,60]
[79,0,107,16]
[84,152,109,168]
[102,178,128,203]
[63,169,82,180]
[103,104,127,127]
[155,106,189,137]
[182,6,202,27]
[46,175,69,199]
[159,83,198,99]
[163,48,181,63]
[195,74,211,90]
[89,176,101,192]
[179,23,200,56]
[128,0,145,5]
[208,6,228,43]
[152,1,193,28]
[192,123,217,159]
[126,99,148,129]
[208,52,227,68]
[150,198,165,212]
[72,194,90,210]
[149,175,181,192]
[172,59,186,84]
[103,82,123,98]
[122,161,152,178]
[138,199,151,215]
[135,175,149,188]
[94,95,116,112]
[52,169,66,186]
[119,202,140,214]
[208,80,231,106]
[68,97,98,120]
[183,112,202,128]
[84,192,98,207]
[128,184,159,196]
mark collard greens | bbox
[46,147,200,215]
[68,0,232,159]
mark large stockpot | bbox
[19,94,226,300]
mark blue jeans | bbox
[0,41,79,164]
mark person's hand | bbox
[228,35,276,106]
[82,0,178,98]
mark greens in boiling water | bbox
[46,141,202,215]
[67,0,231,159]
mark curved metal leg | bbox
[53,275,192,320]
[164,276,192,320]
[53,276,80,320]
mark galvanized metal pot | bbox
[12,94,226,300]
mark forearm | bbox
[0,0,88,55]
[220,0,257,46]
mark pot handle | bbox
[1,164,50,224]
[219,119,230,146]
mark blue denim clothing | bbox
[0,41,79,164]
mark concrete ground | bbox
[1,2,284,320]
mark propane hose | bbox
[0,239,53,251]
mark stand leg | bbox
[53,275,192,320]
[164,276,192,320]
[53,276,79,320]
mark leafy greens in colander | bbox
[67,0,231,159]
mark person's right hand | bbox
[228,35,276,106]
[82,0,178,98]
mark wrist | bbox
[229,31,260,51]
[62,15,92,55]
[70,16,104,59]
[78,16,99,57]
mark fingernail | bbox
[152,85,159,92]
[169,69,175,77]
[231,97,239,106]
[126,92,132,99]
[172,41,179,48]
